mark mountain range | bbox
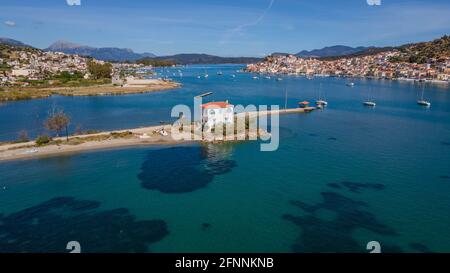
[44,40,156,62]
[0,37,30,47]
[295,45,374,58]
[149,54,261,65]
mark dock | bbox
[237,107,316,118]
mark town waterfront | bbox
[1,64,450,252]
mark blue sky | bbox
[1,0,449,56]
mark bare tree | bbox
[44,109,70,141]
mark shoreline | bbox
[0,107,315,163]
[0,80,181,102]
[0,124,184,163]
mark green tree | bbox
[87,60,113,79]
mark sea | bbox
[0,64,449,253]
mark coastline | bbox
[0,124,183,163]
[0,107,315,162]
[0,79,181,102]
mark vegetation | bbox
[390,35,450,64]
[35,135,52,146]
[136,58,176,67]
[44,109,71,140]
[87,60,113,79]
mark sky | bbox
[0,0,449,57]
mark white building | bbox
[201,101,234,130]
[11,69,30,77]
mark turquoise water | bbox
[1,65,450,253]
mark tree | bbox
[44,109,70,141]
[87,60,113,80]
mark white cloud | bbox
[220,0,275,45]
[4,20,16,27]
[66,0,81,6]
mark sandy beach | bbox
[0,124,182,162]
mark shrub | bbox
[35,135,52,146]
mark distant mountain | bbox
[45,40,156,62]
[0,37,30,47]
[296,45,374,58]
[148,54,262,65]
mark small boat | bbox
[197,75,201,79]
[264,76,271,79]
[315,83,327,106]
[363,87,376,107]
[156,128,168,136]
[204,74,209,78]
[276,78,283,81]
[347,82,355,87]
[231,74,236,78]
[139,133,151,139]
[417,84,431,107]
[417,100,431,107]
[253,76,259,80]
[363,101,376,107]
[217,71,223,75]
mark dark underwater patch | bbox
[308,133,319,137]
[439,175,450,180]
[441,141,450,146]
[283,191,401,253]
[201,223,211,230]
[327,181,385,193]
[327,137,338,141]
[327,183,342,189]
[0,197,168,253]
[138,146,237,193]
[409,243,433,253]
[340,181,385,193]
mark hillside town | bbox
[247,51,450,82]
[0,46,147,87]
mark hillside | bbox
[391,35,450,63]
[296,45,373,58]
[0,37,31,47]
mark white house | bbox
[11,69,30,77]
[201,101,234,129]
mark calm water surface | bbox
[0,65,449,252]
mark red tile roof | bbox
[201,101,232,109]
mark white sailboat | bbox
[315,83,328,106]
[417,84,431,107]
[363,87,376,107]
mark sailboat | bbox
[315,83,328,106]
[363,87,376,107]
[417,84,431,107]
[204,70,209,78]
